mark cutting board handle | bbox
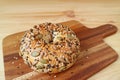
[70,23,118,51]
[75,24,117,40]
[92,24,117,38]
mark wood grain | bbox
[3,20,118,80]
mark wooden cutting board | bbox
[3,20,118,80]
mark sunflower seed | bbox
[31,51,40,57]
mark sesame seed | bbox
[31,74,33,77]
[19,63,21,66]
[54,75,57,78]
[13,56,18,60]
[11,62,14,64]
[86,56,89,59]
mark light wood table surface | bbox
[0,0,120,80]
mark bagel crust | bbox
[19,23,80,73]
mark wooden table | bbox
[0,0,120,80]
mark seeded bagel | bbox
[19,23,80,73]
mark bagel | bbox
[19,23,80,73]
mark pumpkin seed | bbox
[67,34,73,39]
[40,59,48,64]
[35,34,43,40]
[36,62,44,69]
[44,38,50,44]
[31,51,40,57]
[59,66,66,71]
[42,31,52,44]
[38,34,43,38]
